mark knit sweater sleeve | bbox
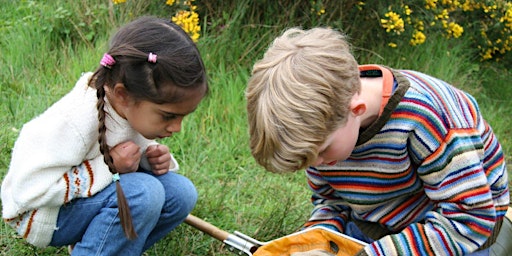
[364,132,495,255]
[1,78,112,219]
[362,72,503,255]
[303,167,351,232]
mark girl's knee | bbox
[178,181,197,214]
[177,175,198,208]
[159,173,198,214]
[120,173,166,215]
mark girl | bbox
[1,16,208,255]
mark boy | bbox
[246,27,509,255]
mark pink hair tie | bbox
[148,52,157,63]
[100,53,116,69]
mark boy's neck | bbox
[358,77,384,128]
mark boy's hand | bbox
[110,141,141,174]
[145,144,171,175]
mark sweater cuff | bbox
[169,154,180,172]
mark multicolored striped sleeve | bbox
[362,71,504,255]
[303,167,351,232]
[364,130,496,255]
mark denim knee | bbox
[121,172,165,220]
[159,172,198,217]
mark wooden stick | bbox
[185,214,231,242]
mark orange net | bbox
[253,227,365,256]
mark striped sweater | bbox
[304,69,509,255]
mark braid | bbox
[95,81,137,239]
[96,86,114,171]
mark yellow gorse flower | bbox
[388,42,398,48]
[446,22,464,38]
[501,3,512,29]
[415,20,425,31]
[381,11,405,34]
[410,30,426,46]
[482,48,493,60]
[425,0,438,10]
[172,10,201,42]
[404,5,412,16]
[111,0,202,42]
[435,9,450,20]
[310,1,326,16]
[356,1,365,11]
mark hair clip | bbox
[148,52,157,63]
[112,173,120,182]
[100,53,116,69]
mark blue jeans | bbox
[49,171,197,255]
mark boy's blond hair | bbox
[246,27,361,173]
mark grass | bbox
[0,1,510,255]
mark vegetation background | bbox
[0,0,510,255]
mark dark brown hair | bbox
[89,16,207,239]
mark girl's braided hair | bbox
[89,16,207,239]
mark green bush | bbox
[359,0,512,62]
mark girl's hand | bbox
[145,144,171,175]
[110,141,141,174]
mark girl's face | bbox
[114,84,206,140]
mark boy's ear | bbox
[350,96,366,116]
[111,83,131,106]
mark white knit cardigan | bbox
[1,73,178,247]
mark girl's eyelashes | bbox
[162,114,178,121]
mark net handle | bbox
[185,214,231,242]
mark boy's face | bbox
[313,94,365,167]
[313,113,360,166]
